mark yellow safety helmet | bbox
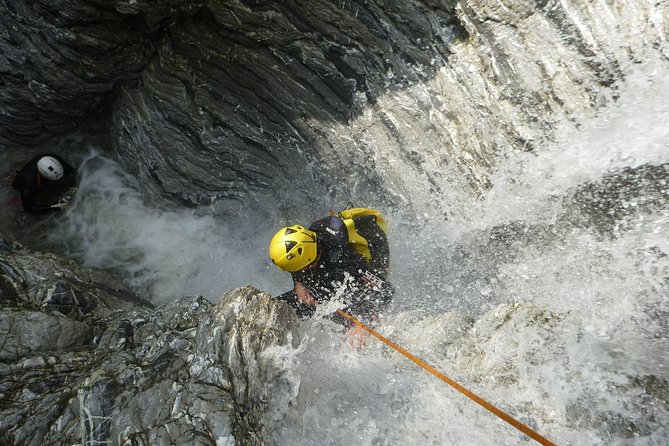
[269,225,318,272]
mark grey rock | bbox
[0,241,151,317]
[0,242,302,446]
[0,307,92,361]
[0,0,203,145]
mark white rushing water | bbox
[41,152,289,301]
[261,58,669,445]
[31,54,669,445]
[7,55,666,445]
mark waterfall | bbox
[1,0,667,444]
[19,55,664,445]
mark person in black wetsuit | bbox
[269,209,393,331]
[11,154,78,213]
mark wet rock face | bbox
[0,0,204,145]
[109,0,465,211]
[570,163,669,234]
[0,240,150,319]
[1,240,301,446]
[2,0,667,212]
[0,0,461,143]
[1,0,464,211]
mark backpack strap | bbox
[337,208,387,262]
[342,217,372,261]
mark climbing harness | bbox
[336,309,557,446]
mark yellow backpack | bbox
[336,207,388,261]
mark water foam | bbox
[265,57,669,445]
[48,152,289,302]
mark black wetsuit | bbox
[277,215,393,323]
[11,154,77,213]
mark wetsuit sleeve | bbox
[274,290,316,318]
[13,173,55,212]
[268,271,319,318]
[20,196,58,213]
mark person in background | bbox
[269,207,393,347]
[11,154,78,213]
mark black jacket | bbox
[278,215,393,322]
[11,154,77,213]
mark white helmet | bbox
[37,156,64,180]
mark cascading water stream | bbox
[1,1,668,444]
[5,54,663,445]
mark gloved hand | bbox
[50,201,69,209]
[51,187,77,209]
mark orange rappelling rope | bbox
[336,309,557,446]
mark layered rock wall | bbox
[2,1,667,214]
